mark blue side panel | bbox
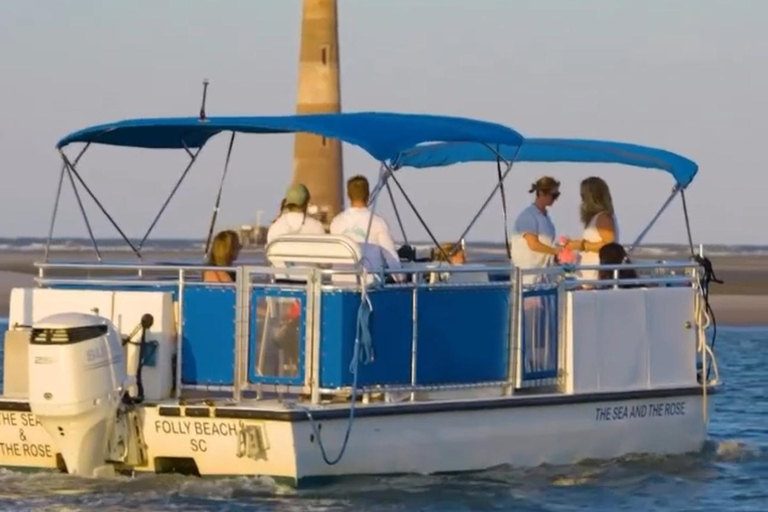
[181,285,236,385]
[416,287,510,385]
[320,289,412,388]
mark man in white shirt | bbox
[267,183,325,243]
[509,176,561,285]
[330,175,402,279]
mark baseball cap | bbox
[284,183,310,206]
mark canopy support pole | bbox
[60,150,142,260]
[59,150,101,261]
[383,163,449,262]
[486,143,513,259]
[680,189,695,257]
[45,143,90,262]
[203,132,237,258]
[627,186,680,255]
[138,141,203,251]
[450,145,520,256]
[384,180,408,246]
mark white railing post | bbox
[233,266,250,403]
[174,269,184,399]
[410,272,420,401]
[310,268,322,405]
[506,267,522,395]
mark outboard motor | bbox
[28,312,128,477]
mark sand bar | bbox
[0,249,764,327]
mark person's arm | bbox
[514,209,557,256]
[522,233,559,256]
[570,213,615,252]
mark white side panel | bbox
[112,291,176,401]
[566,287,696,394]
[645,287,697,388]
[9,288,116,327]
[565,292,600,393]
[593,290,649,391]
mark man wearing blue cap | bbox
[267,183,325,243]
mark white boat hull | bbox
[0,388,709,485]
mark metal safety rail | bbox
[32,259,712,405]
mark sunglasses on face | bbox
[549,191,561,200]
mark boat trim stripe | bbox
[0,385,715,420]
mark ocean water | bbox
[3,236,768,258]
[0,321,766,511]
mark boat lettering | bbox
[595,401,686,422]
[154,419,239,453]
[0,412,42,427]
[0,441,54,459]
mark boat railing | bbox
[28,259,705,403]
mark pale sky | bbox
[1,0,766,245]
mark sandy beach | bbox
[0,248,765,326]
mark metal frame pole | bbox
[385,180,409,246]
[203,132,236,257]
[627,186,680,254]
[451,157,517,256]
[409,273,419,401]
[139,143,204,251]
[175,269,185,398]
[45,143,91,262]
[60,149,142,259]
[45,165,66,263]
[60,152,101,261]
[384,164,449,261]
[680,189,696,256]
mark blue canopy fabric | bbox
[56,112,525,163]
[394,138,699,188]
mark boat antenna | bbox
[199,78,209,120]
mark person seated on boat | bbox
[330,175,403,283]
[564,177,620,284]
[598,242,640,288]
[427,242,465,284]
[510,176,563,285]
[203,230,241,283]
[266,183,326,244]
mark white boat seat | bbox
[265,234,375,286]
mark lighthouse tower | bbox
[290,0,343,226]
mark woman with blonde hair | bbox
[567,177,620,282]
[203,230,242,283]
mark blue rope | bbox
[300,296,374,466]
[350,296,374,371]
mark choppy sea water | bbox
[3,237,768,258]
[0,319,766,511]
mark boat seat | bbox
[265,234,375,286]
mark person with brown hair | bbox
[598,242,638,287]
[330,175,401,279]
[428,241,478,284]
[203,230,242,283]
[566,177,620,282]
[510,176,562,285]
